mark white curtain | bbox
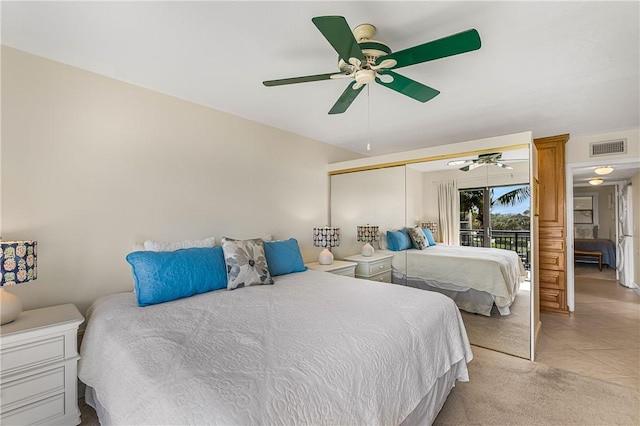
[438,180,460,246]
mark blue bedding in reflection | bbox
[574,239,616,268]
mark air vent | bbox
[590,139,627,157]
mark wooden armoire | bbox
[534,134,570,315]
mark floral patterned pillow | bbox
[408,227,430,250]
[221,237,273,290]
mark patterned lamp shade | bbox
[1,241,38,286]
[313,227,340,248]
[0,240,37,325]
[420,222,438,235]
[357,225,379,243]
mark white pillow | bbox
[143,236,216,251]
[575,226,596,239]
[378,230,388,250]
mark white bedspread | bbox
[79,269,472,425]
[385,246,526,309]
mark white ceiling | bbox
[2,1,639,156]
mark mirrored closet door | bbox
[404,147,531,359]
[330,145,533,359]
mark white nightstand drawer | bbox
[362,270,392,283]
[1,366,65,409]
[331,265,357,277]
[1,392,65,426]
[1,335,65,375]
[356,257,392,277]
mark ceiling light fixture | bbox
[447,160,468,166]
[594,166,614,175]
[588,178,604,186]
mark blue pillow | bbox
[263,238,307,276]
[387,229,413,251]
[422,228,437,246]
[126,247,227,307]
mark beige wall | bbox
[1,47,361,314]
[566,129,639,164]
[330,166,406,259]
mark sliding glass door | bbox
[460,184,531,268]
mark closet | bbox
[534,134,570,315]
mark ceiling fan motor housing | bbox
[338,24,392,72]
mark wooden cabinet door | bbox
[535,135,569,228]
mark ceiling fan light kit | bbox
[263,15,481,114]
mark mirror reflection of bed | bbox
[331,144,532,359]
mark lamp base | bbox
[318,248,334,265]
[0,287,23,325]
[361,242,375,257]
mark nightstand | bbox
[305,260,358,277]
[343,252,394,283]
[1,304,84,426]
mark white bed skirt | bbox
[394,271,511,316]
[85,357,468,426]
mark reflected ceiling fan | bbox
[448,152,522,172]
[263,16,481,114]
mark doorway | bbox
[566,158,640,310]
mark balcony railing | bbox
[459,229,531,270]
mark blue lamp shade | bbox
[313,227,340,265]
[1,241,38,286]
[1,240,38,325]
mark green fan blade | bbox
[329,81,365,114]
[263,72,343,87]
[378,29,481,69]
[312,16,366,66]
[375,70,440,103]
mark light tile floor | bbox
[536,264,640,389]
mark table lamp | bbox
[357,224,379,257]
[313,227,340,265]
[420,222,439,241]
[1,240,38,325]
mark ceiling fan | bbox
[263,16,481,114]
[448,153,519,172]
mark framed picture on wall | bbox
[574,196,594,224]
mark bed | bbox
[381,245,526,316]
[78,269,473,425]
[574,238,616,269]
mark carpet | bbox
[460,289,530,359]
[435,346,639,425]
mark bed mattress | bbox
[79,269,473,425]
[382,245,525,311]
[574,238,616,268]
